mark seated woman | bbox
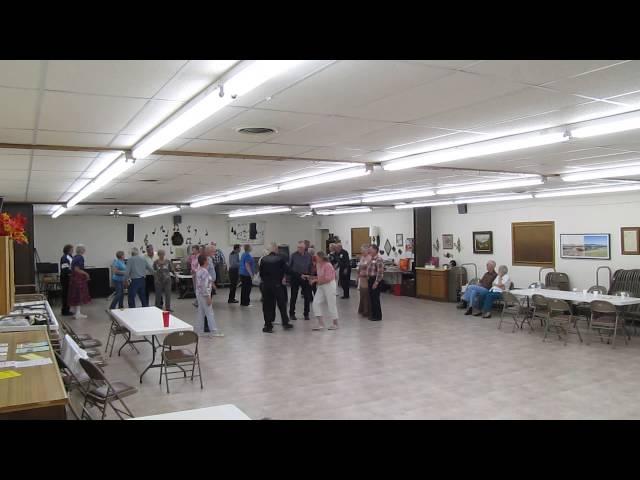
[473,265,512,318]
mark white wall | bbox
[431,191,640,290]
[310,209,414,259]
[34,213,315,268]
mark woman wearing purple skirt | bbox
[68,244,91,319]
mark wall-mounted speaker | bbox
[127,223,135,242]
[457,204,468,214]
[173,215,182,225]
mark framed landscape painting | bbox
[560,234,610,259]
[442,234,454,250]
[473,231,493,254]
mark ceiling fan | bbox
[100,208,139,219]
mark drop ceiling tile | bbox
[46,60,186,98]
[271,117,389,147]
[546,61,640,99]
[344,72,526,122]
[238,143,315,157]
[341,124,459,151]
[0,87,39,129]
[0,60,42,89]
[2,170,28,180]
[110,134,141,148]
[0,128,34,144]
[177,139,259,154]
[154,60,238,101]
[30,170,83,182]
[0,154,30,170]
[297,146,371,160]
[39,91,146,133]
[260,60,453,115]
[404,60,482,69]
[120,99,184,136]
[31,155,94,171]
[27,180,72,192]
[35,130,115,147]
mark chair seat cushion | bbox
[80,339,102,348]
[163,349,195,364]
[90,381,137,399]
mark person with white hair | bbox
[125,247,154,308]
[305,251,339,330]
[474,265,512,318]
[68,244,91,319]
[457,260,498,316]
[259,242,299,333]
[153,249,175,312]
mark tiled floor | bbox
[67,288,640,419]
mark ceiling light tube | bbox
[363,189,435,203]
[66,154,131,208]
[561,164,640,182]
[436,177,544,195]
[51,206,67,219]
[228,207,292,218]
[394,201,454,209]
[571,112,640,139]
[139,206,181,218]
[316,207,373,215]
[310,199,362,209]
[454,194,533,204]
[279,166,370,191]
[534,184,640,198]
[382,131,568,171]
[132,61,305,160]
[190,186,280,208]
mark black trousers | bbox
[262,282,289,329]
[145,274,155,305]
[228,268,239,301]
[368,276,382,320]
[339,267,351,298]
[240,274,252,306]
[289,275,311,317]
[60,272,71,314]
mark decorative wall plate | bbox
[384,238,392,255]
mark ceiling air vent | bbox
[236,127,277,135]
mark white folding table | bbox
[109,307,193,383]
[511,288,640,307]
[131,404,251,420]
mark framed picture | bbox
[396,233,403,247]
[560,233,610,259]
[405,238,414,252]
[228,220,266,245]
[442,234,454,250]
[473,231,493,254]
[512,221,555,267]
[621,227,640,255]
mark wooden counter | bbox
[415,267,449,302]
[0,327,67,419]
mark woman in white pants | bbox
[306,251,339,331]
[195,255,224,338]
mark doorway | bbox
[314,229,329,253]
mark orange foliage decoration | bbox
[0,212,28,245]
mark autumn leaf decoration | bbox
[0,212,28,245]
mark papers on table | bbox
[0,342,7,362]
[0,358,53,369]
[0,370,21,380]
[15,341,50,354]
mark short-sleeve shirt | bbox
[490,274,511,292]
[71,255,85,271]
[239,252,255,276]
[195,266,212,297]
[153,258,174,282]
[111,259,126,282]
[190,255,200,275]
[316,261,336,284]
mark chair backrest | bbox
[531,294,548,307]
[614,291,632,298]
[545,272,570,291]
[590,300,616,315]
[588,285,607,295]
[547,298,571,313]
[467,278,479,286]
[163,331,198,348]
[501,291,520,307]
[79,357,107,383]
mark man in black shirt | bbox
[335,243,352,299]
[59,244,74,316]
[288,241,313,320]
[259,243,300,333]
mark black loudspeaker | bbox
[127,223,135,242]
[457,204,468,214]
[249,222,257,240]
[173,215,182,225]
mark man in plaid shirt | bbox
[367,244,385,321]
[210,242,225,294]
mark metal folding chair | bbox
[588,300,630,348]
[530,294,548,328]
[79,358,137,420]
[499,291,531,333]
[159,331,203,394]
[59,318,102,350]
[544,298,583,345]
[104,310,139,357]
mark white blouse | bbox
[490,274,511,292]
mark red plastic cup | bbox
[162,310,170,327]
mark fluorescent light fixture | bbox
[394,201,454,209]
[190,186,280,208]
[561,164,640,182]
[66,155,132,208]
[436,177,544,195]
[363,189,435,203]
[310,198,362,209]
[534,184,640,198]
[279,166,370,191]
[571,113,640,139]
[454,194,533,204]
[139,206,180,218]
[132,61,305,160]
[382,132,568,171]
[316,207,372,215]
[51,206,67,219]
[228,207,291,218]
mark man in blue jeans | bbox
[125,247,154,308]
[457,260,497,315]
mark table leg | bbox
[140,335,158,383]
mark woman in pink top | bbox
[305,251,339,331]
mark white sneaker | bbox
[74,313,88,319]
[210,332,225,337]
[328,324,339,330]
[312,325,324,331]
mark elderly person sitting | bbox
[457,260,497,315]
[473,265,512,318]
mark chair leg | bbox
[165,362,170,394]
[196,355,203,389]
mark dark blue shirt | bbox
[239,252,255,276]
[71,255,85,271]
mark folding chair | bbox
[544,298,583,345]
[159,331,203,394]
[79,358,137,420]
[498,291,531,333]
[588,300,630,348]
[59,318,102,350]
[104,310,139,357]
[530,294,549,329]
[54,351,89,420]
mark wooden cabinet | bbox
[416,267,449,302]
[0,236,15,315]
